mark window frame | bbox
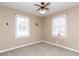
[52,14,67,39]
[15,14,30,39]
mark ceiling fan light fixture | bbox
[39,9,46,14]
[34,2,50,14]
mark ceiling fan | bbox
[34,2,50,14]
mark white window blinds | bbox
[15,15,30,38]
[52,14,67,38]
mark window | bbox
[52,14,67,39]
[15,15,30,38]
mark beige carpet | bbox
[0,42,79,56]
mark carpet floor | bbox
[0,42,79,56]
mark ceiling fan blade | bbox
[34,4,41,7]
[44,8,49,10]
[37,8,41,10]
[43,2,50,7]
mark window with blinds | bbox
[52,14,67,39]
[15,15,30,38]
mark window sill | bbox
[52,35,67,39]
[15,36,30,39]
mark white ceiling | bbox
[0,2,79,17]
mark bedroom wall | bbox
[43,6,79,51]
[0,6,43,51]
[1,4,79,52]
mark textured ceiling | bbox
[0,2,79,17]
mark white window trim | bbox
[15,14,30,39]
[52,14,67,39]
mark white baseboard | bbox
[0,40,79,54]
[0,41,43,53]
[44,41,79,53]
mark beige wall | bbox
[43,6,79,51]
[1,5,79,52]
[0,6,43,51]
